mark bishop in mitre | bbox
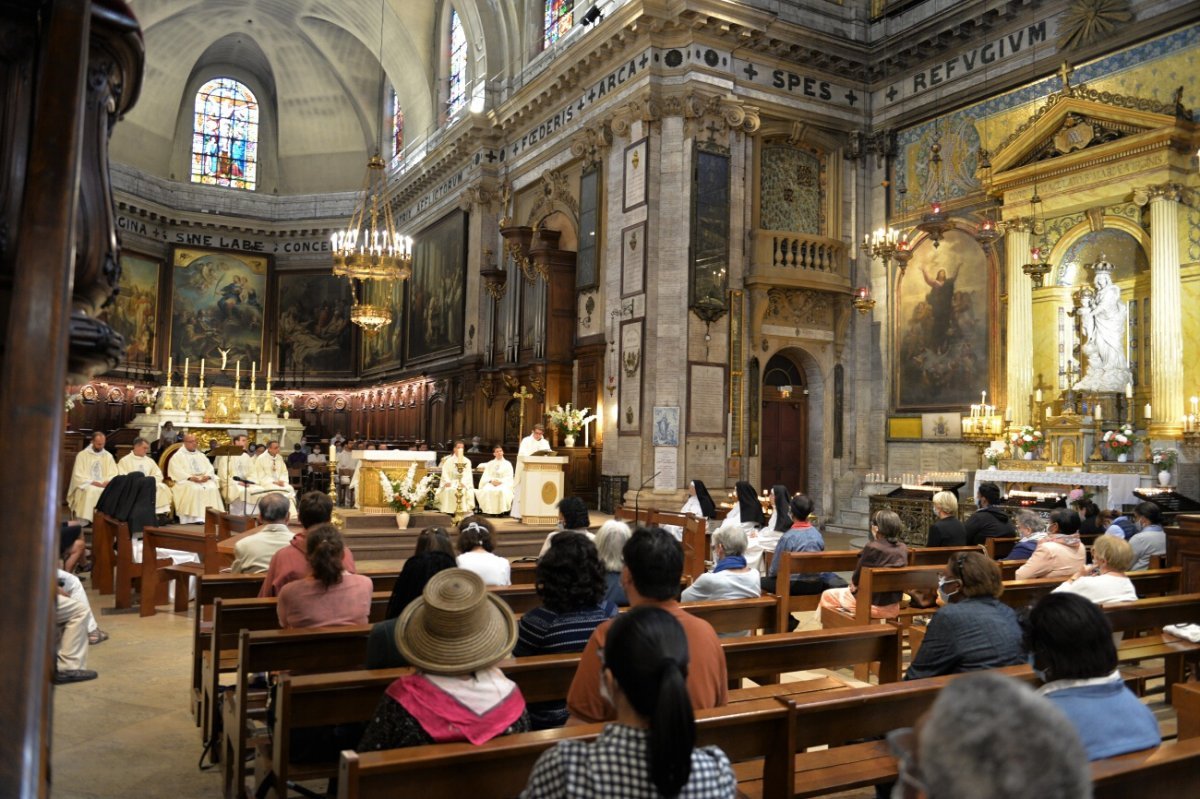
[437,440,476,514]
[217,434,264,515]
[253,440,298,518]
[476,444,514,515]
[116,437,172,515]
[510,423,550,520]
[68,431,117,523]
[168,433,225,523]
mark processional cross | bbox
[514,384,533,438]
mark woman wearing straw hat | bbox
[358,568,530,751]
[520,606,737,798]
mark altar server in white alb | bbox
[217,434,261,515]
[476,445,514,515]
[168,434,225,523]
[68,432,118,523]
[510,423,551,520]
[116,437,172,515]
[437,440,477,514]
[253,440,298,518]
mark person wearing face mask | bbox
[1127,501,1166,571]
[1013,507,1086,581]
[903,552,1025,681]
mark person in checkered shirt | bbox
[519,606,737,798]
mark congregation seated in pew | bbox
[521,606,738,799]
[1015,507,1085,581]
[367,549,457,669]
[1129,501,1168,571]
[926,490,968,547]
[358,569,531,751]
[904,552,1025,681]
[1006,509,1046,561]
[567,527,728,724]
[258,491,357,597]
[595,519,632,607]
[514,531,617,729]
[536,496,594,558]
[456,516,511,586]
[1025,592,1161,760]
[1053,535,1138,605]
[761,493,845,599]
[681,526,762,610]
[230,492,296,574]
[818,509,908,622]
[277,523,373,629]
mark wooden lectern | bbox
[517,454,569,525]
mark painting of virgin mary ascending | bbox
[169,247,267,366]
[893,229,990,410]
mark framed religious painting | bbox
[360,279,404,374]
[107,251,163,368]
[892,228,992,411]
[274,271,355,378]
[167,246,268,367]
[405,210,468,365]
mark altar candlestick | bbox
[1004,407,1011,422]
[184,357,189,377]
[200,359,205,381]
[981,390,987,406]
[266,361,272,383]
[1045,405,1052,419]
[168,356,173,376]
[236,360,241,387]
[1192,396,1199,417]
[1035,389,1042,403]
[1125,383,1133,399]
[1094,403,1102,421]
[1144,403,1152,420]
[251,361,256,388]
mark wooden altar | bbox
[355,450,437,513]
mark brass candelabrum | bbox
[195,375,207,412]
[162,368,174,410]
[452,458,468,524]
[328,444,343,529]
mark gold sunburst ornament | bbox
[1057,0,1133,51]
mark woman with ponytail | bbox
[521,606,736,798]
[276,523,373,628]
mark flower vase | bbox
[564,433,577,447]
[144,406,152,415]
[1117,453,1128,463]
[395,511,410,529]
[283,410,290,419]
[988,464,998,470]
[1158,470,1172,487]
[1023,451,1034,460]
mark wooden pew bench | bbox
[261,625,901,796]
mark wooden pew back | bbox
[773,550,863,631]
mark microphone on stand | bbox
[633,471,662,525]
[233,476,256,518]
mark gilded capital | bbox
[1000,218,1032,234]
[1134,182,1183,206]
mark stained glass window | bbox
[190,78,258,190]
[543,0,574,49]
[392,91,404,158]
[448,9,467,116]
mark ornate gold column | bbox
[1005,220,1032,425]
[1137,184,1184,436]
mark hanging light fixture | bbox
[852,285,877,315]
[915,129,952,247]
[332,0,412,332]
[1022,174,1052,287]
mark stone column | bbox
[1005,220,1032,426]
[1139,184,1184,435]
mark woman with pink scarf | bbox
[1014,508,1086,581]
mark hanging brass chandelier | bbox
[331,0,412,333]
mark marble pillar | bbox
[1005,220,1032,425]
[1141,184,1184,435]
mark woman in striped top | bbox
[514,531,618,728]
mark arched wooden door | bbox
[760,353,807,493]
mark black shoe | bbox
[53,669,98,684]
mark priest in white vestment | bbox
[252,440,299,518]
[216,434,263,516]
[436,441,476,514]
[476,445,514,515]
[168,434,225,524]
[510,424,551,520]
[68,432,117,523]
[116,437,172,515]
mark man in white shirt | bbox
[230,493,296,574]
[116,437,172,516]
[68,432,117,523]
[476,445,515,515]
[510,424,551,520]
[167,434,224,524]
[253,440,298,519]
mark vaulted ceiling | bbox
[114,0,524,194]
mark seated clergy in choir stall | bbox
[116,437,172,516]
[217,434,258,515]
[510,423,551,520]
[167,434,225,524]
[68,431,118,523]
[476,445,515,515]
[253,440,298,518]
[437,440,477,514]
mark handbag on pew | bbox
[1164,622,1200,642]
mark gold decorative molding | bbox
[1132,182,1184,205]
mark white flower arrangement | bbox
[1152,448,1179,470]
[1007,425,1043,454]
[983,445,1005,466]
[380,464,439,512]
[64,391,81,413]
[1101,423,1136,455]
[547,403,597,435]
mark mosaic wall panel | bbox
[759,144,822,233]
